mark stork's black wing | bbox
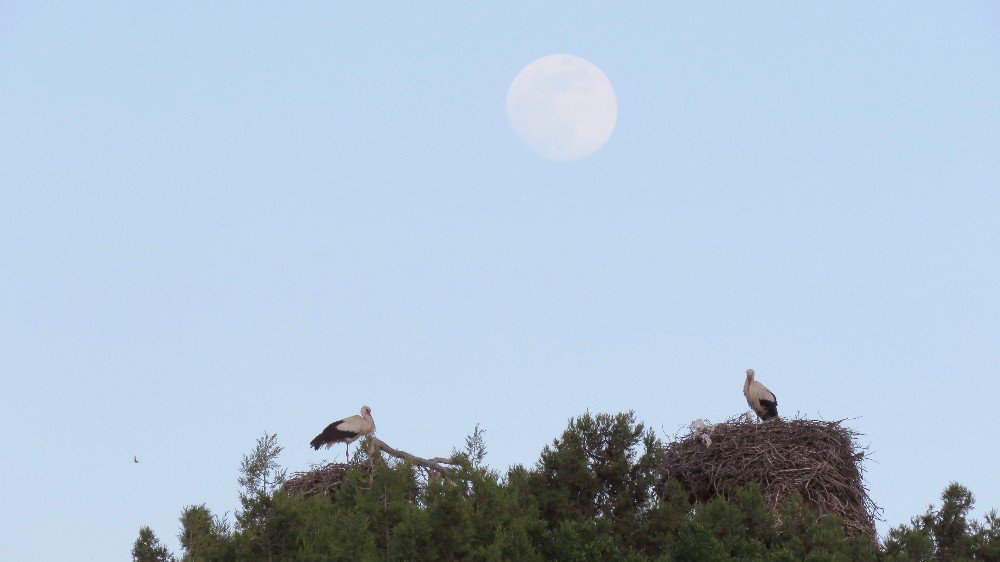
[758,398,779,420]
[310,418,356,449]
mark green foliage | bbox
[462,423,487,470]
[885,482,1000,561]
[525,410,665,551]
[235,432,287,561]
[133,526,175,562]
[178,504,234,562]
[135,413,1000,561]
[237,433,286,527]
[972,510,1000,561]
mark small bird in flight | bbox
[134,456,139,463]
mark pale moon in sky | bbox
[506,54,617,161]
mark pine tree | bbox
[885,481,1000,561]
[132,526,174,562]
[179,504,234,561]
[234,433,287,561]
[134,412,1000,561]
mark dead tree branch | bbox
[371,437,458,475]
[285,436,460,498]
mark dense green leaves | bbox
[132,526,175,562]
[526,411,665,542]
[178,504,233,562]
[135,413,999,561]
[885,482,1000,561]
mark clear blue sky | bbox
[2,3,998,560]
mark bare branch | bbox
[371,437,458,475]
[285,437,461,498]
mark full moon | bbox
[506,54,617,161]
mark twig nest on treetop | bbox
[662,417,880,543]
[283,462,351,498]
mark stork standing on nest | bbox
[743,369,779,421]
[310,405,376,458]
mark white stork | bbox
[743,369,779,421]
[310,405,376,458]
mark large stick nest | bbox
[283,462,350,498]
[283,438,460,499]
[662,417,880,542]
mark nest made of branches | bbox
[662,417,879,543]
[283,438,459,500]
[283,462,350,498]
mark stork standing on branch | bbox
[310,405,375,458]
[743,369,779,421]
